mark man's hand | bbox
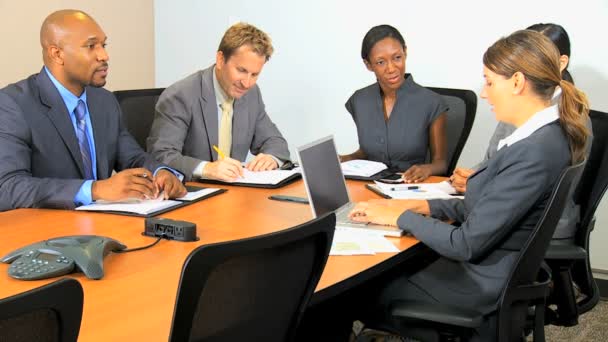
[402,164,432,183]
[203,157,244,182]
[154,169,187,199]
[246,153,278,171]
[450,167,475,193]
[92,168,157,201]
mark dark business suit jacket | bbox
[396,121,570,314]
[0,68,163,210]
[147,65,290,181]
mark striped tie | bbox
[74,100,93,180]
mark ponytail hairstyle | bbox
[483,30,589,163]
[527,23,574,84]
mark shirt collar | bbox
[44,66,88,115]
[212,66,232,106]
[497,103,560,151]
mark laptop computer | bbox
[296,136,404,237]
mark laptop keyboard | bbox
[335,203,367,225]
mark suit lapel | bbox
[200,68,219,161]
[87,90,108,178]
[37,70,86,178]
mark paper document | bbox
[330,227,400,256]
[176,187,222,201]
[341,160,387,177]
[371,180,464,200]
[231,169,300,185]
[76,199,182,215]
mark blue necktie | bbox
[74,100,93,180]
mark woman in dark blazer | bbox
[349,30,590,341]
[340,25,448,183]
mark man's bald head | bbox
[41,10,95,48]
[39,9,109,96]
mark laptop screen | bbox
[297,136,350,217]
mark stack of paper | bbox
[330,227,400,256]
[341,159,388,177]
[371,181,463,200]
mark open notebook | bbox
[75,185,226,217]
[198,169,301,188]
[341,159,399,181]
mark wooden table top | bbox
[0,177,437,341]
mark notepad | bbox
[198,169,301,188]
[75,186,226,217]
[341,160,388,178]
[237,169,300,185]
[367,181,464,200]
[76,199,182,215]
[176,187,223,201]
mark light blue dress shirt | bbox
[45,68,183,206]
[44,67,97,206]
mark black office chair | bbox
[426,87,477,176]
[0,278,84,342]
[113,88,165,149]
[168,213,336,342]
[544,109,608,326]
[386,161,586,342]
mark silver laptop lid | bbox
[297,135,351,218]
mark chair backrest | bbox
[169,213,336,342]
[113,88,165,149]
[426,87,477,175]
[574,109,608,246]
[497,161,585,340]
[0,278,83,342]
[500,161,585,299]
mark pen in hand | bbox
[213,145,226,159]
[139,172,160,199]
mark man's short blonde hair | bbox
[218,22,273,62]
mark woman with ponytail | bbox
[450,22,591,241]
[350,30,589,341]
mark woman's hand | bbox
[348,201,404,226]
[348,199,430,225]
[449,167,475,193]
[402,164,433,183]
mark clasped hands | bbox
[92,168,186,201]
[203,153,278,182]
[449,167,475,193]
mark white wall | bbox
[155,0,608,269]
[0,0,156,90]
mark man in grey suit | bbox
[147,23,290,182]
[0,10,186,210]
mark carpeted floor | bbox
[538,299,607,341]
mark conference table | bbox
[0,178,436,341]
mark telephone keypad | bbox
[7,253,74,280]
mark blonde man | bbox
[148,23,290,182]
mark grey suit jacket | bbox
[0,68,163,210]
[479,119,592,239]
[147,65,290,181]
[397,122,570,314]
